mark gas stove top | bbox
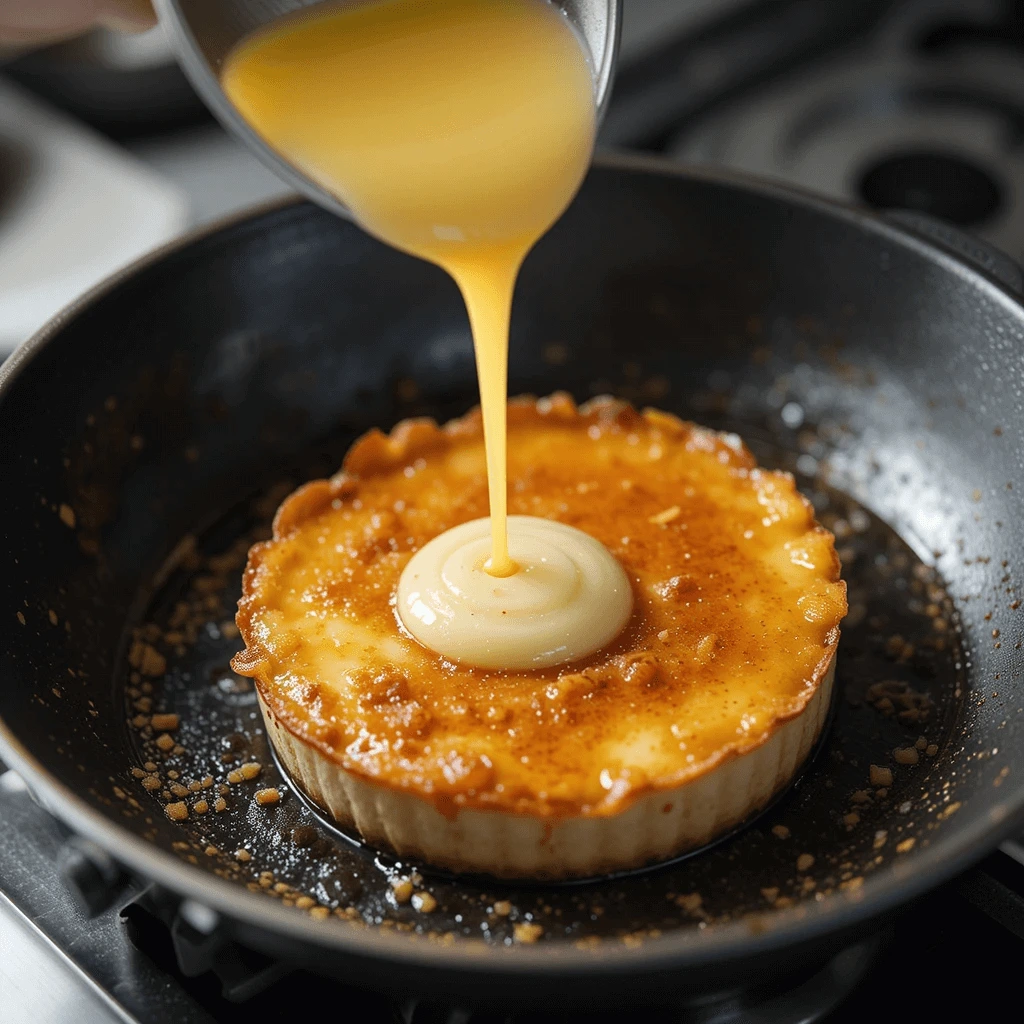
[3,763,1023,1023]
[605,0,1024,262]
[5,1,1024,1020]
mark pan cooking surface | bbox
[117,400,967,947]
[4,167,1023,981]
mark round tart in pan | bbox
[232,395,846,879]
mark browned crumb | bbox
[309,906,330,920]
[59,504,76,529]
[842,812,860,827]
[390,879,413,904]
[894,747,920,765]
[411,891,437,913]
[273,882,290,894]
[513,922,544,944]
[492,900,513,917]
[201,775,214,789]
[796,853,815,872]
[254,787,280,806]
[169,783,189,798]
[164,801,188,821]
[144,761,157,772]
[771,824,791,840]
[129,641,167,678]
[761,887,779,902]
[295,895,316,910]
[155,733,175,752]
[150,713,179,731]
[187,780,202,793]
[884,634,905,657]
[926,744,938,757]
[937,801,962,820]
[227,762,262,784]
[141,774,161,791]
[194,799,209,814]
[866,679,933,722]
[214,797,227,813]
[234,849,251,861]
[850,790,871,805]
[204,845,218,857]
[16,611,25,625]
[873,830,888,850]
[896,838,916,854]
[674,893,703,913]
[915,736,928,751]
[869,765,894,787]
[290,826,317,847]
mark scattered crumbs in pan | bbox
[111,438,971,949]
[513,921,544,943]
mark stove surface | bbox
[2,764,1023,1022]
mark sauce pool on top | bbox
[222,0,632,667]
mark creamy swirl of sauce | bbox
[397,516,633,669]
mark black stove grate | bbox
[2,764,1023,1023]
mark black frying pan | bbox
[1,154,1023,1008]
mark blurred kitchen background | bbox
[2,0,1024,354]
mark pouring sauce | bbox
[222,0,631,667]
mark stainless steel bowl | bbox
[153,0,621,219]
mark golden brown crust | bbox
[233,394,846,819]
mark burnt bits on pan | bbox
[116,410,967,950]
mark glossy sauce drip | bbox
[223,0,631,667]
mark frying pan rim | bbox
[1,151,1023,978]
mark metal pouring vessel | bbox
[153,0,622,220]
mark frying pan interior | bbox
[1,157,1023,995]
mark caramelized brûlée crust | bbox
[233,394,846,877]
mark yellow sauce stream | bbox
[223,0,594,574]
[223,0,631,666]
